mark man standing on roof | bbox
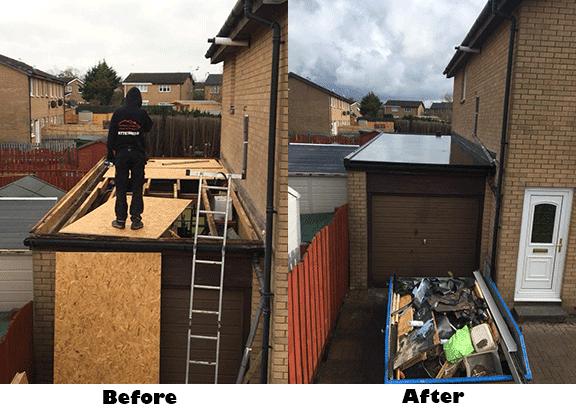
[106,87,153,230]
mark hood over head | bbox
[125,87,143,108]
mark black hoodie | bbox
[107,87,153,161]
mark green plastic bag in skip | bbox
[443,325,475,363]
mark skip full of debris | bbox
[389,277,504,380]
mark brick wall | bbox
[219,4,288,382]
[347,171,368,288]
[288,76,330,135]
[0,64,30,143]
[451,0,576,309]
[32,250,55,383]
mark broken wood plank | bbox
[11,372,28,384]
[63,178,109,227]
[201,181,218,237]
[230,187,258,240]
[397,307,414,338]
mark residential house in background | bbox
[383,99,425,118]
[288,72,353,136]
[349,101,361,124]
[0,54,65,144]
[204,74,223,102]
[206,0,288,383]
[427,101,453,122]
[122,73,193,106]
[444,0,576,313]
[62,77,85,107]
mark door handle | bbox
[557,238,563,253]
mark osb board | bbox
[103,158,224,179]
[59,196,191,238]
[54,252,161,383]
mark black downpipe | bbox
[242,114,249,179]
[244,0,281,384]
[490,11,517,275]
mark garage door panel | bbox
[160,287,246,384]
[370,195,481,285]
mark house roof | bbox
[444,0,522,78]
[61,76,85,85]
[123,72,192,85]
[0,53,65,83]
[0,198,57,249]
[289,143,359,175]
[289,72,354,104]
[205,74,222,85]
[384,100,424,108]
[344,133,494,173]
[205,0,288,63]
[0,175,65,199]
[430,102,452,110]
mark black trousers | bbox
[114,148,146,222]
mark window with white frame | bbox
[391,106,399,112]
[66,85,72,93]
[142,100,149,106]
[134,84,148,93]
[405,107,412,113]
[212,86,220,94]
[29,78,34,96]
[159,85,171,92]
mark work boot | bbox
[131,218,144,230]
[111,219,126,229]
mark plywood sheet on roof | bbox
[59,196,191,238]
[103,158,224,179]
[54,252,161,383]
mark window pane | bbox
[531,203,557,243]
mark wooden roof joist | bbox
[27,158,261,250]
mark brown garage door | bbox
[160,288,248,383]
[370,195,481,286]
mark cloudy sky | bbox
[290,0,487,104]
[0,0,236,82]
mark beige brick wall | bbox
[288,76,330,135]
[219,4,288,383]
[30,79,65,127]
[32,250,55,383]
[347,171,368,289]
[0,64,30,143]
[451,0,576,309]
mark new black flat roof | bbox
[344,133,494,173]
[289,143,359,175]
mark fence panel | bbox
[288,205,349,383]
[0,302,33,383]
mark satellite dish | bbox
[50,100,57,108]
[58,99,63,106]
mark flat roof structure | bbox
[289,143,359,176]
[344,133,495,173]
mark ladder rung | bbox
[197,234,225,240]
[203,185,228,191]
[200,210,226,215]
[189,360,216,366]
[195,259,223,265]
[191,309,219,315]
[193,284,221,290]
[190,334,218,340]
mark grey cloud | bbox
[289,0,487,102]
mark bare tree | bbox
[443,93,453,103]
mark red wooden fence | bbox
[288,205,349,383]
[0,302,33,383]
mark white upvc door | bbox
[514,188,573,302]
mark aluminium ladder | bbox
[185,171,240,384]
